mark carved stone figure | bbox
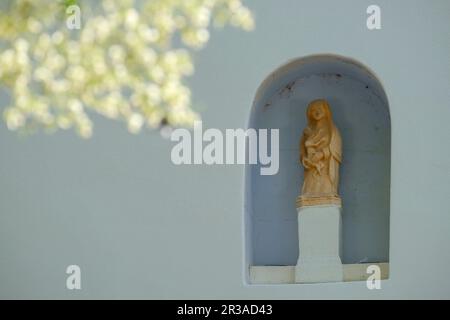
[297,99,342,207]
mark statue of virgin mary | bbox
[297,99,342,207]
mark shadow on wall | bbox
[243,54,391,276]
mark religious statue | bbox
[297,99,342,207]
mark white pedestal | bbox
[295,205,344,283]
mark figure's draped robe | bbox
[300,124,342,198]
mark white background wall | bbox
[0,0,449,298]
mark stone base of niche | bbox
[249,263,389,284]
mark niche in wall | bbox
[243,54,391,284]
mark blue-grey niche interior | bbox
[244,54,391,277]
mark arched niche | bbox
[243,54,391,283]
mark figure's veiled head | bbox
[306,99,332,123]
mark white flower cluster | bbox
[0,0,254,138]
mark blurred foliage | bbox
[0,0,254,138]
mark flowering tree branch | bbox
[0,0,254,138]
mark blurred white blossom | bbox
[0,0,254,138]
